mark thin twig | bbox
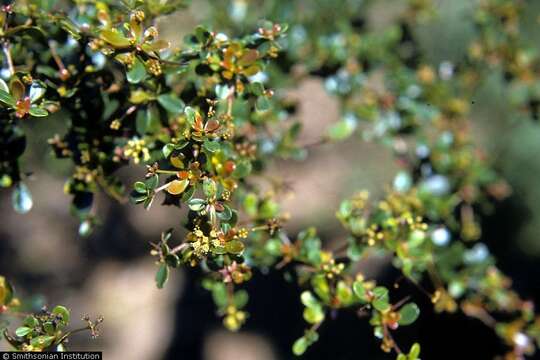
[170,243,189,254]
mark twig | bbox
[170,243,189,254]
[383,324,403,354]
[48,40,69,79]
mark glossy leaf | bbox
[0,89,15,107]
[29,107,48,117]
[157,94,185,114]
[292,337,308,356]
[188,198,206,212]
[225,240,244,254]
[398,303,420,326]
[155,264,169,289]
[166,179,189,195]
[127,57,147,84]
[52,305,71,326]
[100,29,131,48]
[203,139,220,153]
[15,327,32,337]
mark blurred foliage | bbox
[0,275,102,351]
[1,0,540,358]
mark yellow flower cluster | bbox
[223,305,247,331]
[73,166,98,184]
[320,252,345,279]
[378,190,423,216]
[187,228,221,258]
[123,138,150,164]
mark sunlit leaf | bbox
[398,303,420,326]
[166,179,189,195]
[155,264,169,289]
[100,29,131,48]
[127,57,147,84]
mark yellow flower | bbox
[124,137,150,164]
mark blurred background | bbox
[2,0,540,359]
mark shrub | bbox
[1,0,539,358]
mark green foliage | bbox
[0,275,102,352]
[1,0,540,358]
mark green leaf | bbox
[130,193,147,206]
[311,274,331,302]
[293,337,309,356]
[127,57,147,84]
[143,195,154,209]
[52,305,70,326]
[194,25,211,43]
[292,336,308,356]
[100,29,131,48]
[155,264,169,289]
[4,25,46,38]
[259,199,279,218]
[30,335,55,349]
[134,181,147,194]
[211,283,228,309]
[136,104,161,134]
[353,281,368,302]
[161,229,173,243]
[203,139,220,153]
[303,305,324,324]
[300,291,319,308]
[398,303,420,326]
[29,107,48,117]
[234,290,249,309]
[130,89,154,104]
[336,281,353,304]
[255,96,271,112]
[326,115,357,141]
[408,230,426,248]
[29,83,46,103]
[0,89,15,107]
[162,143,175,158]
[217,204,233,221]
[188,198,206,212]
[232,160,252,179]
[59,18,81,39]
[15,327,32,337]
[165,254,180,268]
[243,193,258,217]
[146,175,159,190]
[372,287,390,312]
[184,106,196,125]
[157,93,185,114]
[409,343,421,360]
[181,185,195,202]
[0,79,9,93]
[23,316,38,328]
[215,84,230,99]
[43,322,55,335]
[250,82,264,96]
[225,240,245,255]
[202,179,217,198]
